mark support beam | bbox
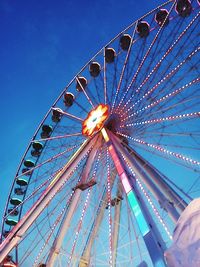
[79,168,117,266]
[0,136,98,263]
[128,146,187,212]
[47,140,101,267]
[79,195,107,267]
[101,128,167,267]
[80,140,101,184]
[110,133,180,223]
[47,189,82,267]
[129,175,167,251]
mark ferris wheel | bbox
[0,0,200,266]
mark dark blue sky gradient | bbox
[0,0,162,221]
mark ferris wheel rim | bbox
[1,0,200,266]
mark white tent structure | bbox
[165,198,200,267]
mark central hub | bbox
[82,104,109,137]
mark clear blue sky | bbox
[0,0,162,223]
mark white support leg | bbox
[79,169,117,266]
[47,141,101,266]
[128,147,187,212]
[102,129,167,267]
[110,133,180,223]
[47,188,82,267]
[79,198,106,267]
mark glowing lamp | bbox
[82,104,109,137]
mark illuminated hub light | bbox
[82,104,109,137]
